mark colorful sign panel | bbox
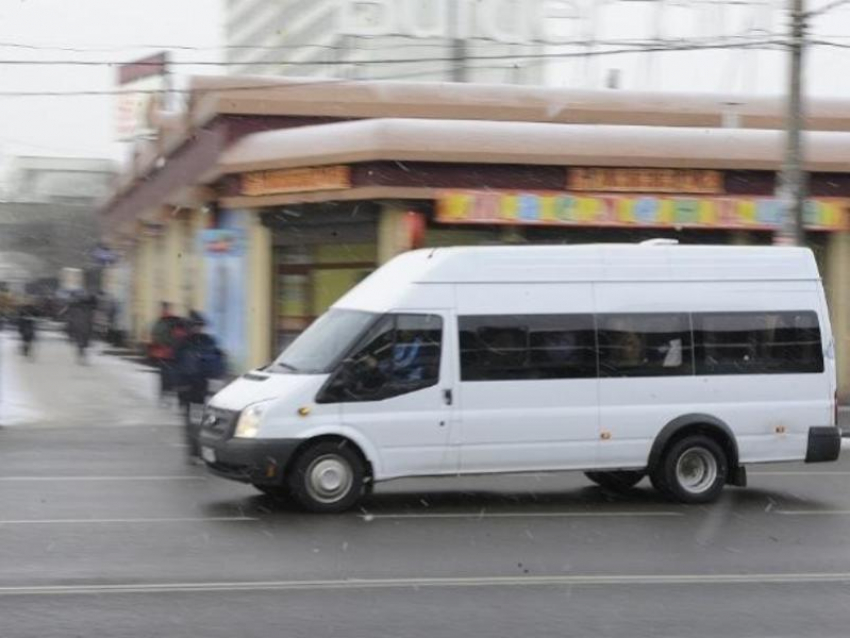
[567,167,723,194]
[200,229,246,256]
[436,191,849,231]
[201,222,247,371]
[115,52,168,141]
[241,165,351,196]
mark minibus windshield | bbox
[271,309,377,374]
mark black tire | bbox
[585,470,644,492]
[652,435,728,504]
[287,441,365,513]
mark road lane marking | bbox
[359,511,683,520]
[0,516,257,525]
[3,572,850,596]
[0,476,202,481]
[775,510,850,516]
[750,471,850,476]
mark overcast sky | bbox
[1,0,850,166]
[0,0,223,162]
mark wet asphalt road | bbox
[2,423,850,638]
[3,332,850,637]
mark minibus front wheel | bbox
[288,440,367,513]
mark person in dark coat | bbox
[16,304,37,358]
[67,293,96,364]
[173,311,226,458]
[149,302,187,405]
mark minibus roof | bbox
[334,244,820,312]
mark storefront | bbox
[224,164,849,388]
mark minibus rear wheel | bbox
[584,471,644,492]
[652,435,728,504]
[288,441,366,513]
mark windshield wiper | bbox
[276,362,300,372]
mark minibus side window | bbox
[598,313,693,378]
[317,313,443,402]
[693,311,823,375]
[459,314,596,381]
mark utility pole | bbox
[449,0,468,82]
[775,0,806,246]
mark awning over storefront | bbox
[217,118,850,176]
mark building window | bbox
[598,314,693,378]
[693,311,824,375]
[459,315,597,381]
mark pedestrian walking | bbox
[173,311,226,458]
[66,293,96,364]
[16,303,37,359]
[149,302,187,406]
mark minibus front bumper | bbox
[805,426,842,463]
[199,432,301,485]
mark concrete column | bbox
[189,209,207,314]
[246,214,273,368]
[827,232,850,399]
[129,243,144,344]
[163,217,184,315]
[133,234,157,343]
[378,204,413,265]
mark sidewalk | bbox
[0,327,181,428]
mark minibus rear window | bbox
[457,310,824,382]
[693,311,824,375]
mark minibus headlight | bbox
[234,401,273,439]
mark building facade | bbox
[225,0,546,83]
[0,156,117,291]
[224,0,850,95]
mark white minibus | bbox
[200,243,841,512]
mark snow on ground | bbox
[0,325,180,428]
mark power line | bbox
[807,0,850,17]
[0,37,784,71]
[0,42,786,98]
[810,38,850,47]
[0,31,790,53]
[0,33,788,65]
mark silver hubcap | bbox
[305,455,353,504]
[675,447,718,494]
